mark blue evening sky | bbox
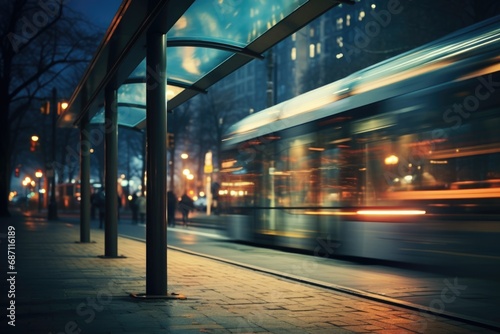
[68,0,123,29]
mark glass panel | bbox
[380,119,500,195]
[167,47,233,84]
[168,0,308,47]
[90,106,146,128]
[118,83,146,105]
[167,85,185,101]
[117,82,183,111]
[128,0,309,94]
[128,48,234,87]
[129,58,146,79]
[89,108,104,124]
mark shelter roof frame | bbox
[59,0,352,129]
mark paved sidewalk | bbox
[1,214,496,333]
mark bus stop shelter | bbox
[59,0,353,297]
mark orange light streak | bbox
[356,210,426,215]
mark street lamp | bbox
[30,135,39,152]
[181,153,188,193]
[22,177,31,188]
[59,101,69,112]
[182,170,194,194]
[22,177,31,210]
[47,87,68,220]
[35,170,43,212]
[186,173,194,192]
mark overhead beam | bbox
[337,0,356,4]
[122,78,208,94]
[167,39,264,59]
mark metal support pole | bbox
[142,130,146,197]
[146,31,167,296]
[104,87,119,257]
[47,87,58,220]
[80,113,91,243]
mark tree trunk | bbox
[0,87,12,217]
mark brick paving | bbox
[1,215,497,334]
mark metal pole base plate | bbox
[130,292,187,300]
[97,255,127,259]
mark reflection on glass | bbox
[118,83,146,105]
[127,0,309,90]
[167,47,233,84]
[90,106,146,128]
[168,0,308,46]
[222,110,500,210]
[167,85,184,101]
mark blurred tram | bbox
[220,16,500,272]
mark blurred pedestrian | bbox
[167,191,177,227]
[96,189,106,229]
[136,194,146,224]
[90,189,98,220]
[130,193,138,224]
[211,181,220,215]
[178,193,194,227]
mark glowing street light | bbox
[184,171,194,194]
[22,176,31,186]
[22,176,32,210]
[57,101,69,115]
[30,135,39,152]
[35,170,43,212]
[384,155,399,165]
[180,153,190,193]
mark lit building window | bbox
[291,33,296,42]
[337,37,344,48]
[316,43,321,55]
[359,10,365,21]
[291,47,296,60]
[336,18,343,30]
[309,44,315,58]
[310,27,315,37]
[346,14,351,26]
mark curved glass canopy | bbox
[168,0,308,47]
[60,0,351,128]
